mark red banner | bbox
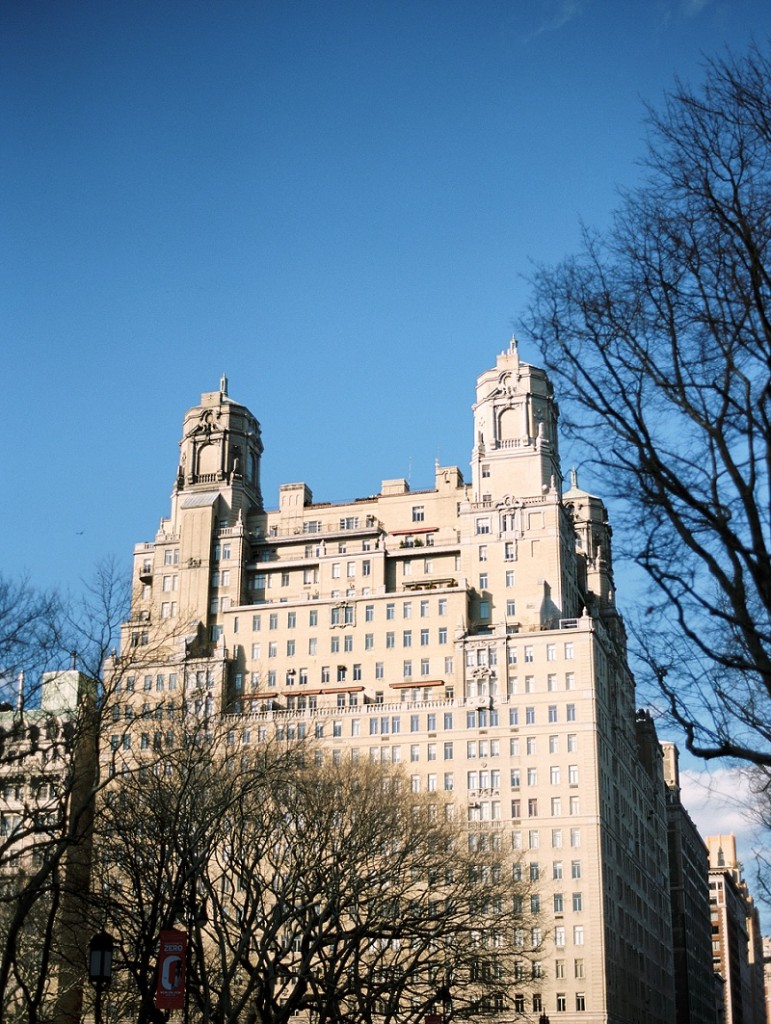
[155,928,187,1011]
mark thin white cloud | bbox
[679,767,762,859]
[523,0,586,43]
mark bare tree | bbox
[94,737,533,1024]
[524,45,771,765]
[0,562,200,1023]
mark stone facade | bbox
[114,341,678,1024]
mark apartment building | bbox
[117,340,677,1024]
[707,835,767,1024]
[0,668,97,1023]
[662,743,719,1024]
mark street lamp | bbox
[539,1012,551,1024]
[88,931,114,1024]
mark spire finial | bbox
[220,374,228,395]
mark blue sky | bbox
[3,0,770,894]
[5,0,769,595]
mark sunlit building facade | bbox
[117,341,677,1024]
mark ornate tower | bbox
[470,337,561,502]
[174,375,264,518]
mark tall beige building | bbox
[119,341,677,1024]
[707,835,767,1024]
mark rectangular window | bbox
[365,604,374,622]
[567,704,576,722]
[438,598,447,616]
[403,630,412,647]
[412,505,425,522]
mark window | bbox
[479,573,488,589]
[572,892,583,912]
[571,860,582,878]
[365,604,374,622]
[365,633,374,650]
[570,796,580,816]
[403,630,412,647]
[566,671,576,690]
[567,703,576,721]
[478,544,488,562]
[375,662,384,679]
[554,926,566,947]
[548,705,558,723]
[526,737,536,755]
[386,632,395,648]
[386,603,395,620]
[570,829,581,848]
[573,925,584,945]
[506,600,516,616]
[552,827,563,847]
[403,660,412,678]
[475,517,490,535]
[308,638,318,655]
[567,733,578,752]
[574,958,585,979]
[438,598,447,616]
[443,741,453,759]
[564,642,574,659]
[281,571,290,587]
[421,658,430,676]
[550,766,560,785]
[554,892,564,912]
[526,707,536,725]
[556,994,567,1012]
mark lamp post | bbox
[88,931,114,1024]
[539,1011,551,1024]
